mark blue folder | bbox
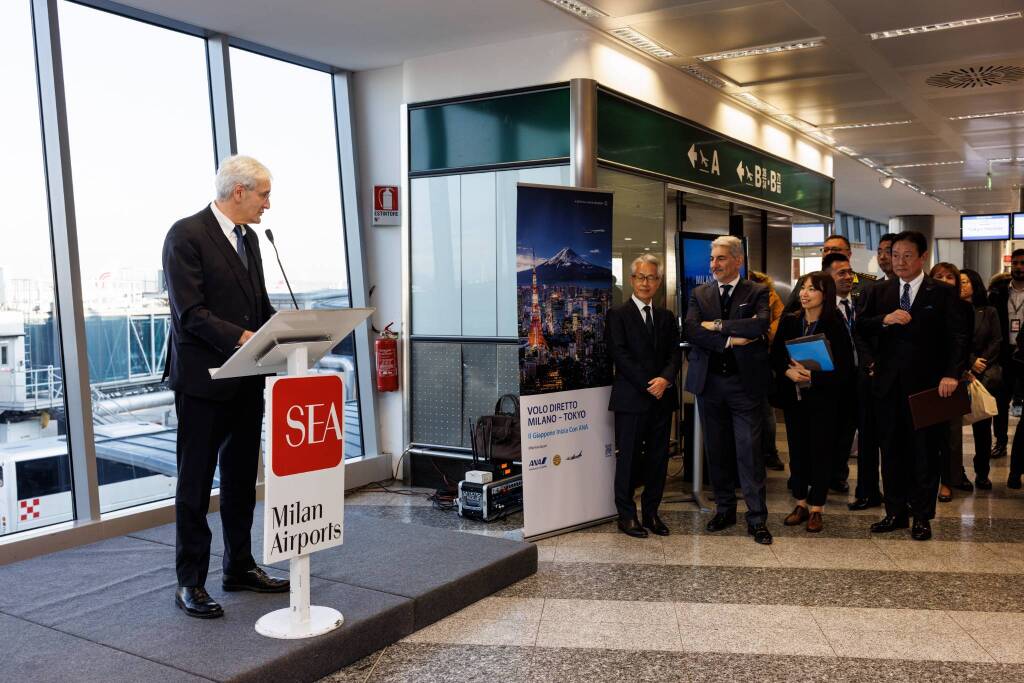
[785,333,834,372]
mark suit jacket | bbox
[854,276,968,398]
[605,301,681,413]
[770,312,854,407]
[162,206,275,400]
[683,279,771,397]
[988,280,1018,365]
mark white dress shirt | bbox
[210,201,246,251]
[631,293,654,318]
[899,271,925,308]
[717,275,741,302]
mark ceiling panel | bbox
[925,89,1024,116]
[831,0,1024,34]
[631,1,814,59]
[746,76,889,112]
[828,125,930,147]
[589,0,712,17]
[857,137,958,158]
[963,129,1024,148]
[870,23,1024,69]
[794,102,912,127]
[708,45,854,84]
[949,118,1024,135]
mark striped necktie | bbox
[233,225,248,270]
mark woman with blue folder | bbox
[770,271,854,532]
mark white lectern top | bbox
[210,308,373,380]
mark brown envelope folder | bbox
[908,381,970,430]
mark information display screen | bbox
[678,233,747,316]
[1013,213,1024,240]
[961,213,1010,241]
[792,223,826,246]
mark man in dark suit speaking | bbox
[605,254,681,538]
[684,236,773,545]
[855,231,967,541]
[163,155,288,618]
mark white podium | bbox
[211,307,373,639]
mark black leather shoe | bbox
[176,586,224,619]
[747,523,773,545]
[848,496,883,511]
[222,567,290,593]
[991,444,1007,459]
[764,453,785,471]
[911,519,932,541]
[642,515,670,536]
[954,475,974,493]
[1008,474,1023,490]
[975,477,993,490]
[829,480,850,494]
[870,515,909,533]
[705,511,737,532]
[617,517,648,538]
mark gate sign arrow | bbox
[736,161,746,182]
[687,144,698,168]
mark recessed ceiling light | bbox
[732,92,781,114]
[544,0,607,19]
[808,130,836,145]
[887,160,964,169]
[697,38,824,62]
[773,113,818,133]
[679,64,730,89]
[858,157,878,168]
[650,241,658,244]
[824,120,913,130]
[623,237,632,241]
[869,11,1022,40]
[949,109,1024,121]
[990,156,1024,163]
[835,145,859,155]
[933,186,988,193]
[609,27,675,58]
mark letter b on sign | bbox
[271,375,345,477]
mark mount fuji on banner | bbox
[517,247,613,285]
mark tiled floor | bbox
[323,422,1024,682]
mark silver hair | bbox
[711,235,743,259]
[630,253,664,277]
[215,155,272,200]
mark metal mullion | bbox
[332,71,382,463]
[205,33,236,164]
[31,0,100,522]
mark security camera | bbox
[879,176,893,189]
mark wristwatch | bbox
[714,319,723,332]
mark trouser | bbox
[175,386,264,588]
[783,400,836,507]
[698,373,768,526]
[855,371,882,500]
[613,409,672,521]
[972,418,992,480]
[761,398,779,458]
[831,378,857,485]
[876,387,946,521]
[993,358,1016,448]
[940,419,965,487]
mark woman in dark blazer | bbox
[961,268,1001,489]
[770,271,854,532]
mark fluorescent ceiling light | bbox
[835,145,858,155]
[870,11,1022,40]
[679,64,729,89]
[933,186,987,192]
[808,130,836,145]
[609,27,675,58]
[989,156,1024,163]
[545,0,607,19]
[697,38,823,62]
[887,160,964,169]
[732,92,781,114]
[858,157,878,168]
[825,120,912,130]
[949,109,1024,121]
[772,113,817,133]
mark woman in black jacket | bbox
[771,271,854,532]
[961,268,1001,489]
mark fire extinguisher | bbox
[375,322,399,392]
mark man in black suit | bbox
[605,254,681,538]
[162,155,288,618]
[855,231,967,541]
[684,236,773,545]
[987,248,1024,476]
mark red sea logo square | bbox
[272,375,344,477]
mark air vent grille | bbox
[926,65,1024,88]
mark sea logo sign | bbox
[271,374,345,477]
[528,457,548,470]
[553,454,562,466]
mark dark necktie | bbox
[900,283,911,312]
[233,225,248,270]
[841,298,854,332]
[720,284,732,318]
[643,305,655,336]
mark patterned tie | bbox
[841,298,854,332]
[233,225,248,270]
[643,305,655,336]
[900,283,911,312]
[720,284,732,318]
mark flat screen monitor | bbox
[1014,213,1024,240]
[677,233,747,316]
[961,213,1010,241]
[792,223,826,246]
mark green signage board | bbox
[410,87,571,175]
[597,90,834,219]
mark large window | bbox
[230,48,363,457]
[0,1,72,536]
[59,1,216,512]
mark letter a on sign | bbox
[271,374,345,476]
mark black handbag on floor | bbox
[471,394,521,464]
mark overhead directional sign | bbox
[597,90,833,219]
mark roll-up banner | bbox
[516,183,617,539]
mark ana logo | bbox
[553,454,561,466]
[567,450,583,461]
[272,375,345,477]
[528,457,548,469]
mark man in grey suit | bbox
[684,236,773,544]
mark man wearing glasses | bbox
[605,254,681,538]
[821,234,877,305]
